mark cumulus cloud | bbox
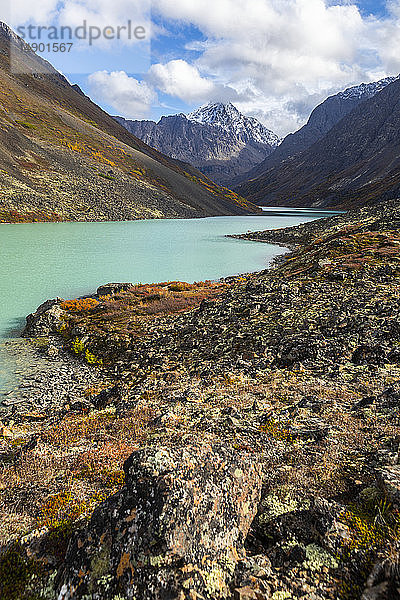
[148,59,240,104]
[6,0,151,47]
[5,0,400,135]
[88,70,156,118]
[4,0,59,25]
[151,0,400,135]
[148,60,214,102]
[86,60,242,122]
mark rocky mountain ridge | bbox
[236,77,400,209]
[234,75,399,186]
[187,102,280,146]
[115,103,279,186]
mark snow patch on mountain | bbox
[338,76,400,101]
[187,102,280,147]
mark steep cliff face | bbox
[236,78,400,209]
[0,23,258,222]
[235,76,398,186]
[115,103,279,186]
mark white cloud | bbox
[4,0,400,135]
[3,0,59,25]
[5,0,151,47]
[147,59,240,104]
[151,0,400,135]
[88,70,157,118]
[148,60,215,103]
[369,2,400,76]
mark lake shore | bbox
[0,213,324,402]
[2,199,400,600]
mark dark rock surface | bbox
[115,104,279,187]
[23,299,66,338]
[58,444,262,600]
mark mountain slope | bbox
[115,103,279,186]
[236,77,400,209]
[0,23,258,223]
[235,77,398,186]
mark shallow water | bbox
[0,210,336,396]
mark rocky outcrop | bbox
[361,553,400,600]
[96,283,133,296]
[58,444,262,600]
[23,298,66,338]
[376,466,400,506]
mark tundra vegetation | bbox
[1,200,400,599]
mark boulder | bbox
[96,283,133,296]
[58,444,262,600]
[361,582,391,600]
[233,586,268,600]
[351,344,386,366]
[23,298,65,338]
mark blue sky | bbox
[356,0,389,17]
[4,0,400,135]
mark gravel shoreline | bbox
[0,338,108,420]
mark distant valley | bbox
[236,77,398,186]
[116,76,400,211]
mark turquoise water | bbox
[0,210,333,393]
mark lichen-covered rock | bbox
[23,298,66,337]
[376,465,400,506]
[361,553,400,600]
[58,444,262,600]
[96,283,133,296]
[361,582,391,600]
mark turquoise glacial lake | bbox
[0,210,338,394]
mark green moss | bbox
[271,592,293,600]
[72,337,85,354]
[71,337,103,366]
[0,542,43,600]
[259,491,306,524]
[202,564,228,597]
[85,348,103,366]
[15,120,36,129]
[89,542,111,591]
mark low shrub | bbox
[60,298,99,312]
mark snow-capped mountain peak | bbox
[188,102,240,128]
[338,75,400,101]
[116,102,280,187]
[187,102,280,147]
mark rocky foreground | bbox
[1,200,400,599]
